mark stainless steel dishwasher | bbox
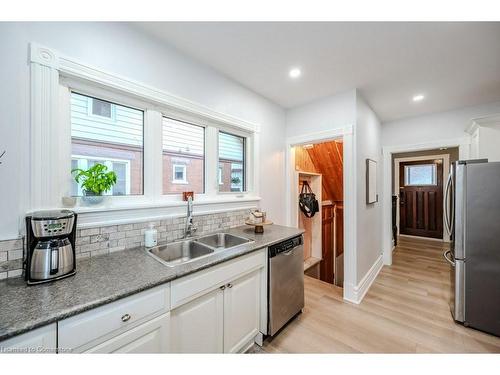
[268,235,304,336]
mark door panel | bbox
[320,204,334,283]
[399,159,443,239]
[170,288,224,353]
[84,313,170,353]
[223,270,261,353]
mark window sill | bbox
[171,180,189,185]
[66,195,261,229]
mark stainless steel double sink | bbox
[147,233,253,267]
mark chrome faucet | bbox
[184,196,197,238]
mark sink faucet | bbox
[184,196,197,238]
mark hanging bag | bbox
[299,181,319,218]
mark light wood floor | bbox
[263,236,500,353]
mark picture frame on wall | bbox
[366,158,378,204]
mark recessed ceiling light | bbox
[289,68,302,79]
[302,144,314,149]
[412,94,425,102]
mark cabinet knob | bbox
[227,283,233,288]
[121,313,131,322]
[220,285,226,290]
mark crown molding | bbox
[30,43,60,69]
[467,113,500,134]
[29,42,261,134]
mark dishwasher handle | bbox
[279,248,295,256]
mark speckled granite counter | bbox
[0,225,303,341]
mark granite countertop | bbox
[0,224,303,341]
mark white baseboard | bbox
[344,254,383,304]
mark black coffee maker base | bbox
[27,270,76,285]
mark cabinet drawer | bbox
[83,313,170,353]
[0,324,57,353]
[171,249,266,309]
[58,284,170,351]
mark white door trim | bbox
[381,136,471,265]
[285,125,356,302]
[394,153,450,242]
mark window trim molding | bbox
[28,42,260,228]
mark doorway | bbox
[392,147,459,241]
[399,159,443,239]
[292,140,344,287]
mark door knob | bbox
[220,285,226,290]
[227,283,233,288]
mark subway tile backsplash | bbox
[0,209,251,280]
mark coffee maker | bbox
[25,210,77,285]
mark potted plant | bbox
[71,163,117,205]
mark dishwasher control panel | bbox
[269,236,303,257]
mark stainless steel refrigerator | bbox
[443,159,500,336]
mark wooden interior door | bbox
[399,159,443,239]
[320,204,334,283]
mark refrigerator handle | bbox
[443,250,455,266]
[444,171,452,234]
[449,167,455,235]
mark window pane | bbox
[163,117,205,194]
[70,92,143,196]
[404,164,436,186]
[92,98,112,118]
[219,132,245,192]
[70,159,79,196]
[113,162,127,196]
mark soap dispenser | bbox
[144,223,158,248]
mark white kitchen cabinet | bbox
[0,324,56,354]
[58,284,170,353]
[84,313,170,353]
[223,269,261,353]
[170,249,266,353]
[170,287,224,353]
[467,115,500,162]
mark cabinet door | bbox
[170,287,224,353]
[0,324,57,354]
[84,313,170,354]
[223,270,261,353]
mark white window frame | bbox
[71,155,131,196]
[218,167,223,185]
[172,164,188,184]
[217,129,249,194]
[29,43,261,228]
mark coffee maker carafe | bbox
[25,210,77,285]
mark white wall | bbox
[382,101,500,147]
[355,93,383,284]
[0,22,286,239]
[284,89,383,298]
[286,89,356,138]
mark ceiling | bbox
[134,22,500,122]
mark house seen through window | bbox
[163,117,205,194]
[172,164,187,184]
[219,131,245,192]
[70,92,144,196]
[91,97,113,119]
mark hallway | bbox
[263,236,500,353]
